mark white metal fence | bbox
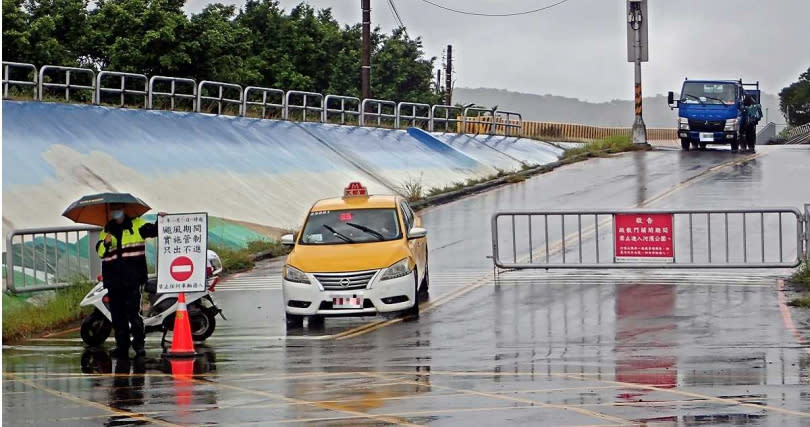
[2,61,523,135]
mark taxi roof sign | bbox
[344,182,368,197]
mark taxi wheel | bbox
[285,313,304,329]
[406,272,420,319]
[418,261,429,297]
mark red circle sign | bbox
[170,256,194,282]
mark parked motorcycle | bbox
[79,250,225,347]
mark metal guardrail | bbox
[494,110,523,136]
[284,90,323,122]
[785,123,810,145]
[361,99,397,127]
[96,71,148,107]
[430,105,463,132]
[492,207,809,270]
[396,102,431,129]
[3,60,537,136]
[2,62,38,99]
[5,225,102,293]
[462,107,496,135]
[148,76,196,111]
[197,80,243,115]
[244,86,285,119]
[323,95,361,124]
[39,65,95,102]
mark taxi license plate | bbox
[699,132,714,142]
[333,296,363,309]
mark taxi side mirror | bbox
[281,234,295,246]
[408,227,427,240]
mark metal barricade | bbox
[2,62,38,100]
[494,110,523,136]
[323,95,361,124]
[95,71,147,107]
[148,76,197,111]
[197,80,243,116]
[284,90,323,122]
[243,86,285,119]
[396,102,431,129]
[492,207,809,270]
[5,226,102,293]
[38,65,95,103]
[430,105,463,132]
[462,107,495,135]
[360,99,397,127]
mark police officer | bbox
[97,204,165,358]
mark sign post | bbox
[157,213,208,294]
[627,0,649,146]
[614,213,674,263]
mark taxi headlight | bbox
[380,258,412,281]
[283,265,310,284]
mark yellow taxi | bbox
[280,182,429,327]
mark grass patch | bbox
[789,296,810,308]
[562,135,643,160]
[2,279,95,343]
[790,258,810,287]
[398,176,425,202]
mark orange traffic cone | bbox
[168,292,196,357]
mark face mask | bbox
[111,210,125,221]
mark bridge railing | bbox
[197,80,243,116]
[148,76,197,111]
[285,90,323,122]
[396,102,431,129]
[39,65,95,103]
[2,62,38,100]
[5,225,102,294]
[244,86,285,119]
[0,60,620,138]
[96,71,148,108]
[323,95,361,124]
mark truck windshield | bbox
[681,82,737,105]
[300,208,401,244]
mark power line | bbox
[387,0,406,30]
[417,0,573,17]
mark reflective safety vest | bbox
[97,217,148,262]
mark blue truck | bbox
[668,79,760,152]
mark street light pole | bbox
[628,0,648,146]
[361,0,371,100]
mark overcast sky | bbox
[185,0,809,102]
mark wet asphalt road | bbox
[3,145,810,426]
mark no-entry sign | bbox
[615,213,674,262]
[157,213,208,293]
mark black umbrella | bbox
[62,192,151,226]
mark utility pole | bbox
[361,0,371,100]
[445,44,453,105]
[436,69,442,95]
[627,0,648,146]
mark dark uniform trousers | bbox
[108,284,145,351]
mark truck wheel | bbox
[680,139,690,151]
[81,310,112,347]
[699,142,707,150]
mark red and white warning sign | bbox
[614,213,674,262]
[157,213,208,293]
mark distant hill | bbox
[453,87,783,128]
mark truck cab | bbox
[668,79,760,152]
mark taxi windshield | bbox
[300,208,401,244]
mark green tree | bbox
[371,28,439,104]
[3,0,31,62]
[5,0,92,66]
[88,0,191,74]
[185,3,255,83]
[779,67,810,127]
